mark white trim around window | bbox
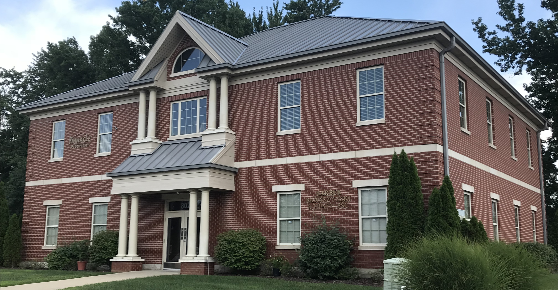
[527,130,533,169]
[277,80,302,134]
[44,206,60,248]
[486,99,494,145]
[169,96,207,139]
[91,203,108,239]
[358,187,387,250]
[509,116,516,159]
[514,205,520,242]
[491,199,499,241]
[277,191,301,247]
[356,66,385,126]
[458,78,468,130]
[95,112,113,156]
[50,120,66,161]
[532,210,537,242]
[464,191,472,220]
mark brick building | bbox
[18,12,548,274]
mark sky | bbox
[0,0,552,137]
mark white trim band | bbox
[89,196,111,203]
[43,200,62,206]
[531,206,538,211]
[353,179,389,188]
[26,174,111,187]
[272,184,305,192]
[462,183,474,193]
[490,193,500,201]
[513,200,521,206]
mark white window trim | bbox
[89,196,111,203]
[50,120,65,161]
[487,99,494,145]
[464,191,472,220]
[272,184,305,192]
[532,210,537,242]
[531,205,538,211]
[91,203,108,239]
[353,178,389,188]
[43,200,63,206]
[509,116,516,158]
[492,199,499,241]
[169,96,207,139]
[96,112,113,156]
[490,192,500,201]
[527,130,533,169]
[169,48,200,77]
[358,187,387,250]
[458,78,468,130]
[514,205,520,242]
[356,66,385,126]
[276,191,301,246]
[44,206,60,247]
[461,183,475,193]
[277,80,302,134]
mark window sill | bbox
[48,158,63,163]
[489,144,497,150]
[529,166,534,170]
[461,128,471,135]
[277,129,301,136]
[511,156,518,161]
[94,152,111,157]
[358,244,386,251]
[275,244,300,250]
[167,133,202,141]
[42,245,56,250]
[169,69,196,78]
[356,119,385,126]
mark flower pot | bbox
[272,267,281,277]
[77,261,87,271]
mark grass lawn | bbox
[0,268,107,287]
[67,275,381,290]
[541,273,558,289]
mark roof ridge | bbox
[179,11,248,46]
[240,16,328,39]
[326,15,440,24]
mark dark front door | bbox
[166,217,181,264]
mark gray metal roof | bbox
[107,138,236,177]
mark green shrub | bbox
[461,216,489,243]
[215,229,266,271]
[425,176,461,236]
[385,150,425,258]
[45,240,90,270]
[89,230,119,266]
[298,221,353,279]
[515,242,558,272]
[3,214,22,268]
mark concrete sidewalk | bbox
[2,270,180,290]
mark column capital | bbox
[119,194,129,199]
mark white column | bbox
[127,194,140,257]
[137,91,147,140]
[147,89,157,139]
[218,75,229,130]
[116,194,128,257]
[207,78,217,131]
[198,189,210,257]
[186,190,199,258]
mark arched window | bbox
[173,48,205,73]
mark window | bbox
[464,192,472,219]
[458,78,467,130]
[486,99,494,145]
[97,113,113,154]
[51,120,65,159]
[509,116,515,158]
[170,98,207,136]
[527,130,533,167]
[360,188,387,245]
[45,206,60,246]
[91,203,108,237]
[278,81,301,132]
[513,205,520,243]
[277,192,301,244]
[532,210,537,242]
[491,199,499,241]
[173,48,205,73]
[357,67,384,124]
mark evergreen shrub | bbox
[298,221,353,279]
[515,242,558,272]
[45,240,89,270]
[460,216,489,243]
[3,214,22,268]
[425,176,461,236]
[89,230,119,266]
[215,229,266,271]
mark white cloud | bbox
[0,0,113,71]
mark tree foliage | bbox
[0,183,9,265]
[460,216,489,243]
[283,0,342,23]
[3,214,22,268]
[472,0,558,249]
[385,150,425,258]
[425,176,461,236]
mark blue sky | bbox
[0,0,551,97]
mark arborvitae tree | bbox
[425,176,461,236]
[3,214,22,268]
[461,216,489,243]
[0,183,9,265]
[385,150,425,258]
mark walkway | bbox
[2,270,179,290]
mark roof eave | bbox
[106,163,238,177]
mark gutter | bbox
[440,36,455,177]
[537,128,549,244]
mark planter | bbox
[77,261,87,271]
[272,267,281,277]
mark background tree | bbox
[385,150,425,258]
[425,176,461,236]
[283,0,342,23]
[0,183,9,265]
[267,0,285,28]
[472,0,558,248]
[3,214,22,268]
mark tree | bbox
[385,150,425,258]
[250,7,268,34]
[461,216,489,243]
[3,214,22,268]
[425,176,461,236]
[267,0,285,28]
[283,0,342,24]
[472,0,558,249]
[0,183,9,265]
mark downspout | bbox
[537,129,549,244]
[440,36,456,177]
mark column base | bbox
[110,258,145,272]
[180,259,215,275]
[130,138,162,154]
